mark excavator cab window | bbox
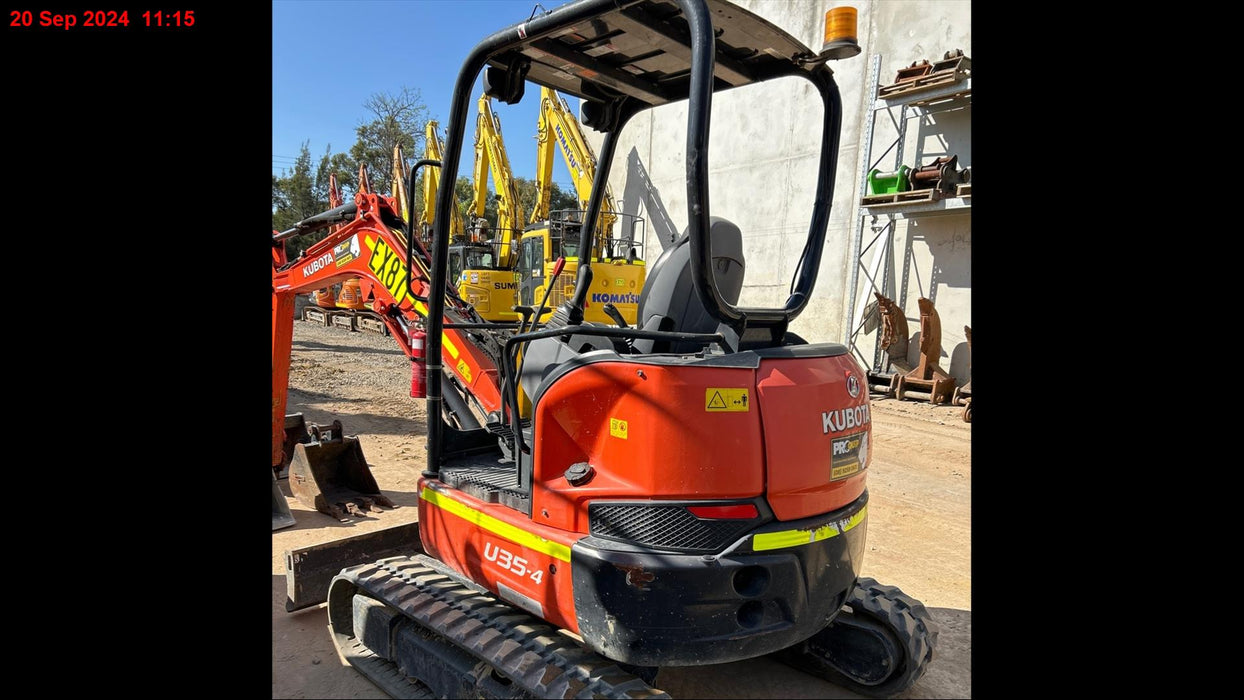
[449,249,465,282]
[464,247,492,271]
[518,235,545,306]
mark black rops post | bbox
[422,0,626,478]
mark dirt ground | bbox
[272,316,971,698]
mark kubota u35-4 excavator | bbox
[274,1,937,697]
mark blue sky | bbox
[273,0,578,192]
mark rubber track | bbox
[849,576,938,694]
[769,576,938,698]
[329,555,669,699]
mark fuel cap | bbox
[564,462,595,486]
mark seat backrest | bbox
[633,217,745,353]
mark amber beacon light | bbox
[821,6,861,60]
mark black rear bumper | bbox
[570,492,868,666]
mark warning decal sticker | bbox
[705,388,749,412]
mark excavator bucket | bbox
[894,297,957,404]
[278,413,312,477]
[273,413,309,531]
[867,292,911,396]
[288,420,396,522]
[272,469,296,531]
[952,325,972,422]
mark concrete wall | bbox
[582,0,972,383]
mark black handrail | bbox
[405,159,442,306]
[423,0,626,477]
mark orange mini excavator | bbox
[275,1,937,697]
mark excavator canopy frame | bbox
[425,0,846,468]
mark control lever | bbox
[511,305,536,329]
[602,302,633,352]
[602,303,629,329]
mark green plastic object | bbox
[867,165,910,195]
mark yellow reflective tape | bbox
[442,334,460,359]
[752,505,868,552]
[415,301,428,316]
[839,506,867,534]
[420,486,571,562]
[751,529,814,551]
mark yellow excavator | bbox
[391,143,411,225]
[519,86,645,325]
[419,121,465,245]
[443,97,524,323]
[420,117,519,323]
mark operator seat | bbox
[517,218,744,402]
[631,217,745,354]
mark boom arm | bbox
[271,192,504,468]
[422,121,465,241]
[391,144,409,224]
[471,95,523,267]
[531,87,617,253]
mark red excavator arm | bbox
[272,191,504,469]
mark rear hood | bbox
[755,353,870,521]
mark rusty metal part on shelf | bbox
[878,49,971,100]
[895,298,957,404]
[894,59,932,83]
[930,49,971,80]
[909,155,971,194]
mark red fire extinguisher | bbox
[409,326,427,398]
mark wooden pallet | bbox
[861,188,940,207]
[878,72,969,101]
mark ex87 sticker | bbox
[367,237,410,304]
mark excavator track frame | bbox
[328,555,668,699]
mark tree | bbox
[272,140,317,234]
[349,86,428,197]
[512,176,578,219]
[453,174,580,231]
[455,176,485,226]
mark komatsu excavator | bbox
[450,96,525,323]
[520,86,646,325]
[277,1,938,697]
